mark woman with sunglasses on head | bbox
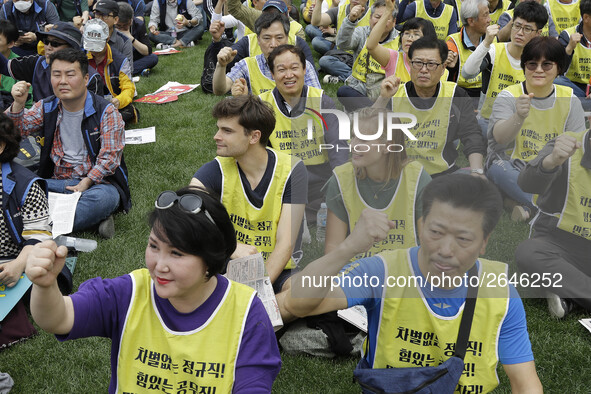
[24,186,281,393]
[323,108,431,258]
[487,36,586,222]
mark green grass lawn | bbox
[2,32,591,393]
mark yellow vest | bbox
[260,87,330,166]
[447,31,482,89]
[372,249,509,393]
[333,161,422,259]
[548,0,581,32]
[565,26,591,84]
[303,0,334,23]
[244,21,299,52]
[244,56,275,95]
[556,131,591,239]
[456,0,462,28]
[504,83,573,162]
[503,9,550,36]
[480,43,524,119]
[217,149,298,268]
[392,81,456,175]
[489,0,510,25]
[337,0,372,31]
[352,38,399,82]
[415,0,455,40]
[116,269,254,393]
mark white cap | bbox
[83,19,110,52]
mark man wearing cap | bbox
[147,0,203,48]
[116,1,157,75]
[226,0,305,39]
[0,0,60,56]
[85,19,138,124]
[0,21,103,102]
[94,0,134,69]
[7,48,131,238]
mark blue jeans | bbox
[554,75,591,111]
[133,53,159,75]
[149,15,205,46]
[318,55,351,81]
[478,115,489,139]
[46,179,120,232]
[337,85,373,112]
[305,25,333,55]
[486,158,534,209]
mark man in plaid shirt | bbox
[6,49,131,238]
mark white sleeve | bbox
[462,42,495,79]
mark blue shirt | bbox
[341,246,534,366]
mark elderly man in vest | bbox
[6,48,131,238]
[516,131,591,319]
[279,174,543,393]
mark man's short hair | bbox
[0,113,21,163]
[117,2,134,24]
[268,44,306,73]
[212,95,276,146]
[513,1,548,30]
[49,48,89,77]
[400,17,437,41]
[580,0,591,17]
[422,174,502,238]
[254,11,290,36]
[371,0,398,20]
[460,0,488,26]
[408,37,448,63]
[0,20,19,44]
[521,36,568,74]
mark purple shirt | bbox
[58,272,281,393]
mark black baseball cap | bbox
[95,0,119,16]
[37,22,82,50]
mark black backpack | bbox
[201,38,234,94]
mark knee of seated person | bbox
[515,238,545,272]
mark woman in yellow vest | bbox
[24,187,282,393]
[487,36,586,221]
[323,108,432,257]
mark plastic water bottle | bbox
[316,202,327,243]
[55,236,97,252]
[171,25,177,40]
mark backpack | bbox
[201,38,234,94]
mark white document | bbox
[125,126,156,145]
[225,253,283,331]
[153,81,200,95]
[338,305,368,333]
[579,318,591,334]
[48,192,81,237]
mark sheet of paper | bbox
[153,48,181,55]
[125,126,156,144]
[337,305,368,333]
[579,318,591,334]
[225,253,283,331]
[135,82,199,104]
[48,192,81,237]
[0,266,32,321]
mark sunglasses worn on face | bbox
[43,38,67,47]
[155,191,215,225]
[525,61,556,71]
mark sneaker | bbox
[140,68,150,77]
[98,215,115,239]
[323,75,340,84]
[547,292,573,319]
[182,41,195,48]
[511,205,530,222]
[155,43,172,50]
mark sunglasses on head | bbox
[43,38,67,47]
[155,191,216,225]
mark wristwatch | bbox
[471,168,484,175]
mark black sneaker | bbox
[547,293,573,319]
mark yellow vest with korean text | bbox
[415,0,455,40]
[447,32,482,89]
[259,87,329,166]
[333,161,422,259]
[480,43,524,119]
[352,38,400,82]
[371,249,509,394]
[217,149,297,268]
[244,56,275,95]
[503,9,550,36]
[489,0,510,25]
[504,83,573,162]
[564,26,591,85]
[556,131,591,239]
[391,81,455,175]
[548,0,581,32]
[245,27,297,56]
[116,269,254,393]
[337,0,372,31]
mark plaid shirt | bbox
[227,54,321,92]
[6,97,125,184]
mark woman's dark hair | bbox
[521,36,568,75]
[422,174,502,238]
[0,113,22,163]
[149,186,237,279]
[400,17,437,41]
